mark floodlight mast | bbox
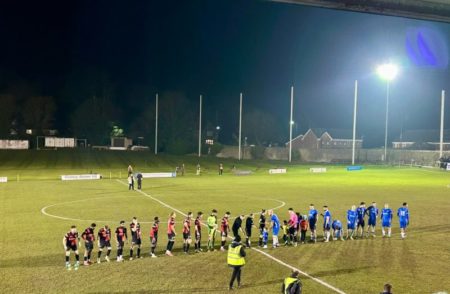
[377,63,398,163]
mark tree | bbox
[242,109,283,146]
[0,94,17,137]
[22,96,56,133]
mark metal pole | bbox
[238,93,243,160]
[155,93,158,155]
[198,94,202,157]
[352,80,358,165]
[440,90,445,158]
[384,82,390,162]
[289,86,294,162]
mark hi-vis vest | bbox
[227,245,245,266]
[283,277,299,294]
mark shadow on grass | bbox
[90,279,283,293]
[309,265,374,278]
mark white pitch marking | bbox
[117,179,347,294]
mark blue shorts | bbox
[382,221,391,228]
[273,228,279,235]
[309,221,316,230]
[323,224,331,230]
[399,220,408,229]
[347,223,356,230]
[368,218,376,226]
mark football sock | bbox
[107,249,111,256]
[130,249,133,258]
[65,256,69,262]
[75,254,79,261]
[221,241,225,247]
[186,244,189,251]
[98,251,102,259]
[137,248,140,257]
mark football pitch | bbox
[1,151,449,293]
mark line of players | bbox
[62,202,410,270]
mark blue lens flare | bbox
[406,27,448,69]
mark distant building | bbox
[392,130,450,150]
[286,128,363,150]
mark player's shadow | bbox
[0,254,63,268]
[93,279,283,293]
[309,265,373,278]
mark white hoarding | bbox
[0,177,7,183]
[310,167,327,173]
[447,164,450,171]
[269,168,287,174]
[61,174,102,181]
[0,140,29,149]
[140,172,176,178]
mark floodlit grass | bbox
[0,150,449,293]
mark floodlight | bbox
[376,63,399,81]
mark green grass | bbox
[1,150,449,293]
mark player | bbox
[129,217,142,260]
[183,212,193,254]
[322,206,331,242]
[366,202,379,237]
[268,209,280,248]
[219,163,224,175]
[128,174,134,190]
[194,212,203,253]
[308,204,318,243]
[207,209,218,251]
[356,202,366,238]
[81,223,96,266]
[281,220,289,246]
[332,219,343,241]
[97,225,112,263]
[232,214,246,238]
[381,203,393,238]
[63,225,80,270]
[262,226,269,249]
[346,205,357,240]
[166,212,176,256]
[115,221,128,262]
[149,217,159,258]
[288,208,298,247]
[299,215,308,244]
[397,202,409,239]
[220,212,231,251]
[244,213,256,248]
[258,209,266,247]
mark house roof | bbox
[310,128,361,140]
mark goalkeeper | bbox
[207,209,218,251]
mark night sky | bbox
[0,0,449,147]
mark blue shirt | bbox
[367,206,379,220]
[381,208,393,223]
[332,220,342,229]
[323,210,331,225]
[308,209,318,222]
[271,214,280,229]
[347,210,357,224]
[397,207,409,222]
[356,207,366,220]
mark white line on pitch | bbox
[116,179,347,294]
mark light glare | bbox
[377,63,399,81]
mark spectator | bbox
[281,270,302,294]
[380,283,392,294]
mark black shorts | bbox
[66,245,77,251]
[167,233,175,241]
[150,236,158,247]
[288,227,297,235]
[245,229,252,237]
[309,221,316,230]
[183,233,191,240]
[99,240,111,248]
[357,219,365,228]
[85,241,94,251]
[132,237,142,245]
[117,240,125,249]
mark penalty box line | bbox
[116,179,347,294]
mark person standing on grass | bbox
[97,225,112,263]
[219,163,224,175]
[356,202,366,238]
[244,214,256,248]
[232,214,246,239]
[397,202,409,239]
[207,209,218,251]
[381,204,393,238]
[136,173,142,190]
[346,205,357,240]
[299,215,308,244]
[129,217,142,260]
[258,209,267,247]
[220,212,231,251]
[268,209,280,248]
[308,204,318,243]
[182,212,193,254]
[166,212,176,256]
[196,163,201,175]
[321,206,331,242]
[366,202,379,237]
[149,217,159,258]
[281,220,289,246]
[115,221,127,262]
[127,165,133,175]
[281,270,302,294]
[128,174,134,190]
[288,208,298,247]
[63,225,80,270]
[81,223,96,266]
[227,235,246,291]
[194,212,203,253]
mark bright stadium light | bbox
[376,63,398,81]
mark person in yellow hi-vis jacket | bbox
[227,235,246,290]
[281,271,302,294]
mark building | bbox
[392,130,450,150]
[286,128,363,150]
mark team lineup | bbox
[63,200,410,271]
